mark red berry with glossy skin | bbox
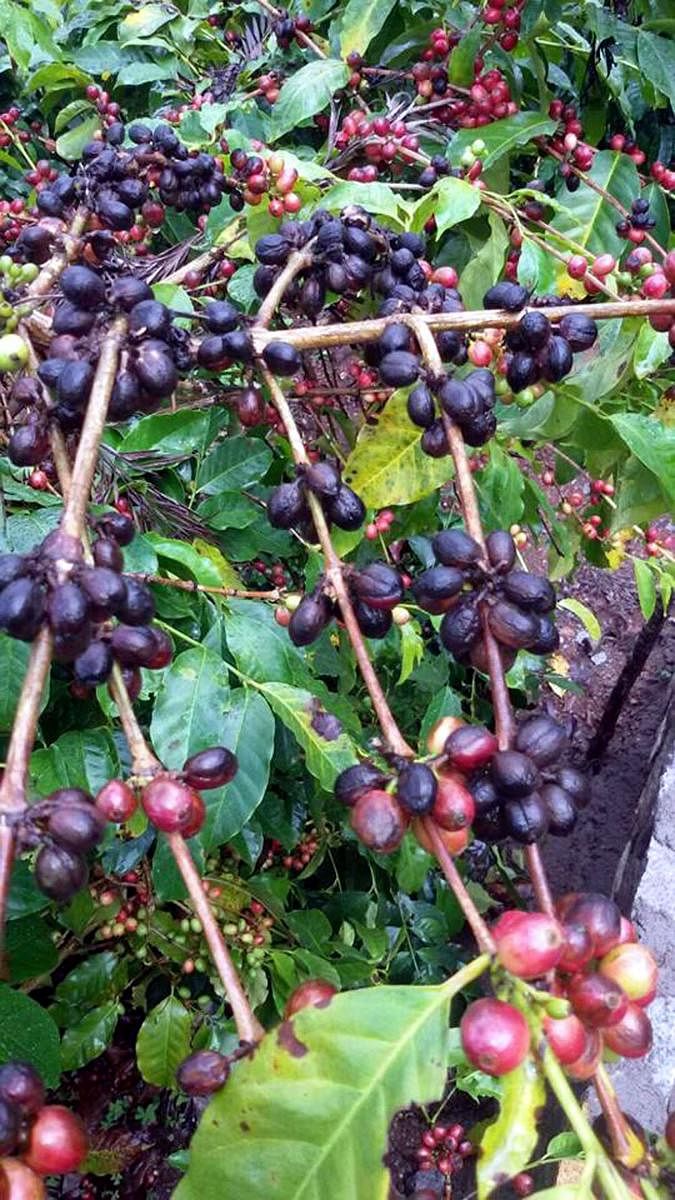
[565,893,622,956]
[0,1159,46,1199]
[180,790,206,839]
[565,1027,603,1081]
[492,910,565,979]
[543,1012,587,1065]
[23,1106,88,1175]
[142,778,196,833]
[177,1050,229,1095]
[599,943,658,1007]
[568,972,629,1028]
[460,998,530,1076]
[95,779,137,823]
[284,979,338,1018]
[430,777,475,831]
[603,1003,652,1059]
[350,789,407,853]
[444,725,498,772]
[558,921,595,973]
[426,716,465,755]
[513,1175,534,1198]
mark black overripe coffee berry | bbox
[529,615,559,654]
[515,714,566,766]
[541,783,577,835]
[111,624,162,667]
[0,1095,19,1155]
[502,570,555,613]
[118,579,155,625]
[99,512,134,546]
[0,554,26,590]
[219,329,253,363]
[335,762,388,806]
[486,530,516,573]
[440,598,481,655]
[0,1060,45,1116]
[110,370,142,419]
[60,265,106,309]
[74,639,113,685]
[483,282,529,311]
[412,565,465,614]
[177,1050,230,1096]
[504,794,550,843]
[35,842,88,900]
[183,746,238,789]
[0,578,46,640]
[397,763,437,815]
[203,300,239,333]
[288,593,331,646]
[378,351,420,387]
[304,461,341,499]
[558,313,598,351]
[377,323,411,356]
[350,563,403,611]
[47,581,89,635]
[52,302,96,337]
[135,342,178,396]
[492,750,540,798]
[48,802,105,853]
[353,599,392,639]
[109,275,153,311]
[543,335,573,382]
[256,233,291,266]
[93,537,123,571]
[518,310,551,351]
[438,378,478,422]
[407,384,435,428]
[488,600,539,649]
[197,336,227,369]
[267,481,308,529]
[262,340,301,376]
[556,766,590,809]
[432,529,482,568]
[8,424,50,467]
[325,484,365,531]
[420,420,449,457]
[507,352,538,393]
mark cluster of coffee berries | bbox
[415,1121,474,1178]
[224,149,300,215]
[0,1060,88,1196]
[331,109,431,183]
[285,558,402,647]
[616,197,656,244]
[272,9,313,49]
[503,306,598,395]
[98,746,237,840]
[480,0,525,51]
[260,831,320,872]
[267,459,366,543]
[0,253,39,332]
[0,521,171,690]
[469,714,589,844]
[607,132,675,190]
[15,787,106,903]
[411,527,559,668]
[547,98,594,184]
[409,366,496,454]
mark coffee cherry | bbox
[444,725,498,772]
[460,998,530,1076]
[558,921,594,973]
[350,789,407,853]
[397,763,437,815]
[262,340,301,376]
[177,1051,229,1096]
[412,565,465,614]
[35,843,88,901]
[492,910,564,979]
[483,282,529,312]
[598,943,658,1007]
[95,779,137,823]
[568,972,629,1028]
[47,802,105,853]
[565,893,622,956]
[142,778,197,833]
[564,1027,602,1081]
[350,563,403,611]
[486,529,516,573]
[503,793,550,843]
[513,1174,534,1198]
[432,529,482,568]
[0,1159,46,1199]
[0,1098,18,1156]
[543,1012,587,1065]
[0,1062,44,1117]
[284,979,338,1018]
[491,750,539,799]
[335,762,388,806]
[181,791,206,839]
[430,776,475,831]
[426,716,464,755]
[288,594,331,646]
[23,1106,87,1175]
[602,1003,652,1059]
[183,747,238,790]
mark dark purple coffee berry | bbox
[488,600,539,649]
[378,351,420,387]
[432,529,482,568]
[288,594,331,646]
[397,763,437,815]
[177,1050,229,1096]
[61,265,106,309]
[541,783,577,835]
[47,582,89,635]
[503,793,550,843]
[267,481,308,529]
[412,566,465,614]
[492,750,540,799]
[335,762,388,807]
[350,563,403,611]
[325,484,365,531]
[183,746,238,789]
[353,599,392,639]
[558,313,598,352]
[73,639,114,685]
[555,767,590,810]
[262,340,301,376]
[483,282,529,312]
[35,843,88,901]
[92,537,124,572]
[515,715,566,766]
[0,1096,19,1155]
[304,461,341,499]
[439,598,481,655]
[407,384,435,428]
[486,530,516,573]
[0,1061,45,1117]
[0,578,46,641]
[48,802,105,852]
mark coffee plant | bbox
[0,0,673,1196]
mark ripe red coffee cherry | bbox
[95,779,137,823]
[543,1012,587,1065]
[0,1061,45,1117]
[284,979,338,1018]
[0,1159,46,1199]
[558,921,594,973]
[425,716,464,755]
[568,972,629,1028]
[565,893,622,956]
[564,1027,603,1081]
[142,777,196,833]
[350,789,407,853]
[603,1003,652,1059]
[492,910,565,979]
[460,998,530,1076]
[180,790,206,839]
[177,1051,229,1096]
[599,943,658,1007]
[23,1106,88,1175]
[430,777,475,831]
[444,725,498,772]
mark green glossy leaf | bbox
[411,176,481,236]
[545,1132,583,1160]
[0,634,49,732]
[196,437,272,494]
[202,689,275,851]
[637,30,675,108]
[257,681,357,788]
[224,599,309,684]
[478,444,524,529]
[551,151,640,256]
[175,975,478,1200]
[449,113,557,170]
[270,59,350,141]
[61,1001,122,1072]
[29,729,120,798]
[460,212,509,310]
[611,458,667,531]
[477,1058,546,1199]
[147,534,241,588]
[119,4,174,43]
[517,238,559,294]
[7,860,46,920]
[609,412,675,507]
[0,983,60,1087]
[6,915,58,983]
[321,181,403,223]
[339,0,397,58]
[633,559,657,621]
[56,952,128,1010]
[343,389,454,508]
[150,647,231,769]
[117,59,178,85]
[633,323,670,379]
[136,995,192,1088]
[55,114,100,160]
[557,598,601,641]
[120,411,211,454]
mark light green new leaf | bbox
[398,622,425,684]
[633,559,657,621]
[257,682,356,789]
[270,60,350,141]
[175,978,473,1200]
[557,597,601,641]
[478,1058,546,1198]
[343,389,454,508]
[339,0,397,58]
[55,115,100,161]
[136,996,192,1088]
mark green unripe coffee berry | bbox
[0,333,28,371]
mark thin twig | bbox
[129,574,281,601]
[421,818,496,955]
[256,248,314,328]
[28,207,89,298]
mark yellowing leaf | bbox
[193,539,242,589]
[557,597,601,642]
[343,390,454,508]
